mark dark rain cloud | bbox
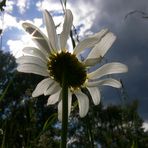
[85,0,148,120]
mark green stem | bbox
[60,72,68,148]
[86,116,94,148]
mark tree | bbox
[0,50,57,147]
[68,100,148,148]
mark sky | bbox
[1,0,148,128]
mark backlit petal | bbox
[87,78,122,88]
[44,81,61,96]
[60,9,73,51]
[22,22,50,55]
[87,87,100,105]
[75,90,89,117]
[58,100,62,121]
[58,89,72,121]
[68,89,72,119]
[88,62,128,79]
[43,10,59,51]
[17,63,49,76]
[16,56,47,68]
[73,28,109,55]
[92,28,109,39]
[47,89,61,105]
[32,78,53,97]
[83,58,101,67]
[23,47,47,62]
[85,32,116,63]
[73,37,98,55]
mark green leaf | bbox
[0,75,15,102]
[42,113,57,131]
[131,141,138,148]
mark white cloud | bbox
[67,1,97,37]
[36,0,62,12]
[7,18,47,58]
[33,18,43,28]
[5,0,30,14]
[7,33,35,58]
[5,0,15,13]
[7,39,25,58]
[143,122,148,132]
[0,0,31,32]
[36,0,98,37]
[16,0,30,14]
[7,0,102,58]
[2,13,22,30]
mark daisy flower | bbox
[16,9,128,121]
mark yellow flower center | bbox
[47,51,87,89]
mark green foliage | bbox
[0,0,6,11]
[68,101,148,148]
[0,50,58,147]
[42,113,57,132]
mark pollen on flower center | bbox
[47,52,87,88]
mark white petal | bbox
[68,90,72,119]
[23,47,47,62]
[58,100,62,121]
[83,58,101,67]
[58,89,72,121]
[92,28,109,39]
[87,78,122,88]
[22,22,50,55]
[32,78,53,97]
[47,89,61,105]
[43,10,59,51]
[87,87,101,105]
[88,62,128,79]
[16,56,47,68]
[44,81,61,96]
[73,28,109,55]
[17,63,49,76]
[73,37,98,55]
[60,9,73,51]
[75,90,89,117]
[85,32,116,63]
